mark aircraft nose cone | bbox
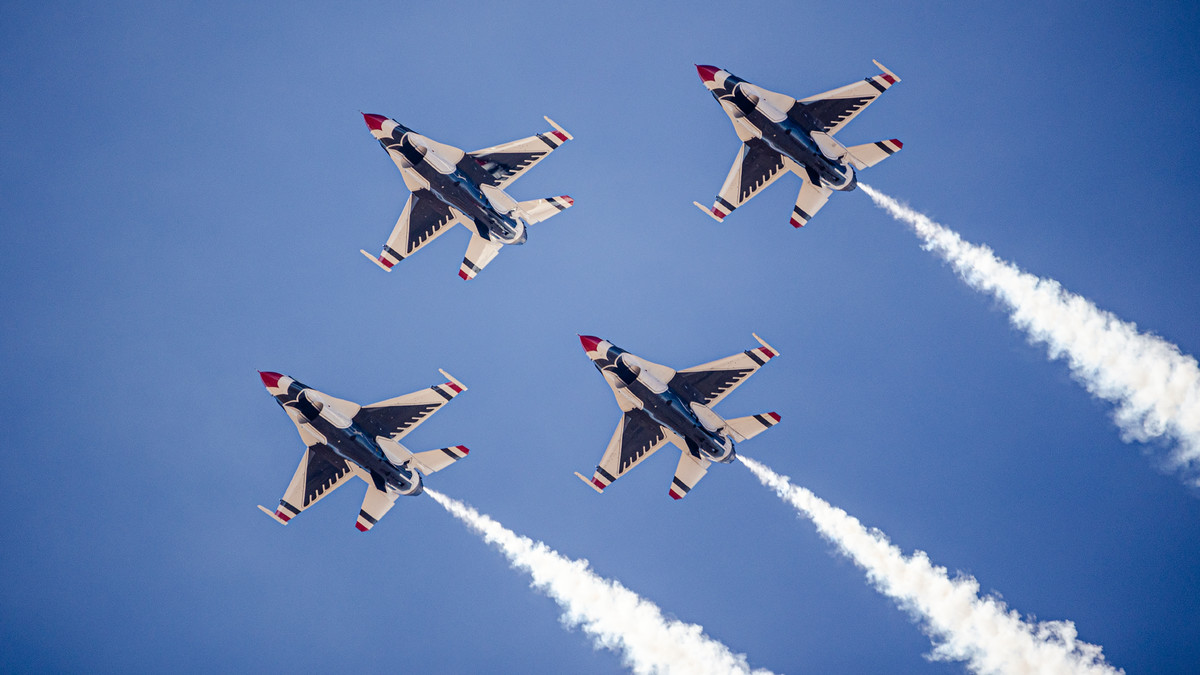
[695,64,720,83]
[362,112,387,131]
[578,335,603,353]
[259,371,283,388]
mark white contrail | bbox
[426,489,772,675]
[861,183,1200,482]
[740,455,1120,674]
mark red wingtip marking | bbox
[760,347,775,358]
[362,113,387,131]
[355,522,369,532]
[446,382,462,393]
[695,64,720,83]
[890,139,903,149]
[592,478,606,490]
[275,511,290,522]
[579,335,603,353]
[259,371,283,388]
[457,446,469,455]
[669,490,683,500]
[562,195,574,205]
[379,256,394,269]
[768,412,781,422]
[552,130,567,142]
[881,74,896,85]
[458,270,470,280]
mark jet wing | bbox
[670,334,780,408]
[458,231,504,280]
[361,190,467,271]
[575,409,669,492]
[794,60,900,136]
[353,370,466,441]
[669,452,711,500]
[353,482,399,532]
[468,117,572,189]
[694,138,789,222]
[258,443,357,524]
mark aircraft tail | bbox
[517,196,575,224]
[723,412,782,442]
[845,139,903,170]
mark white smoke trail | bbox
[739,455,1120,674]
[860,184,1200,482]
[426,489,772,675]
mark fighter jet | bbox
[257,370,469,531]
[359,113,575,280]
[693,61,902,228]
[574,335,782,499]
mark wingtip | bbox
[872,59,900,83]
[257,505,289,525]
[438,369,467,392]
[575,472,605,494]
[543,116,573,141]
[693,201,724,222]
[751,333,780,357]
[361,249,394,271]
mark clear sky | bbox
[3,1,1199,672]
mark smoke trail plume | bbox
[861,184,1200,482]
[426,489,772,675]
[739,455,1120,674]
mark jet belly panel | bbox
[300,409,419,494]
[628,377,732,464]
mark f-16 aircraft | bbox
[257,370,469,531]
[359,113,575,280]
[574,335,782,499]
[693,61,902,228]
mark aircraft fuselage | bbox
[719,79,857,192]
[598,344,736,464]
[274,378,422,496]
[379,123,528,245]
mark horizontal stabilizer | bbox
[724,412,781,442]
[669,452,710,500]
[518,195,574,224]
[356,485,398,532]
[409,446,470,475]
[846,139,903,170]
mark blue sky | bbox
[3,1,1199,672]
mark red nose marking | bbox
[259,371,283,388]
[578,335,603,352]
[695,64,720,83]
[362,113,387,131]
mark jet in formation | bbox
[257,370,469,531]
[359,113,574,280]
[693,61,902,228]
[575,335,781,499]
